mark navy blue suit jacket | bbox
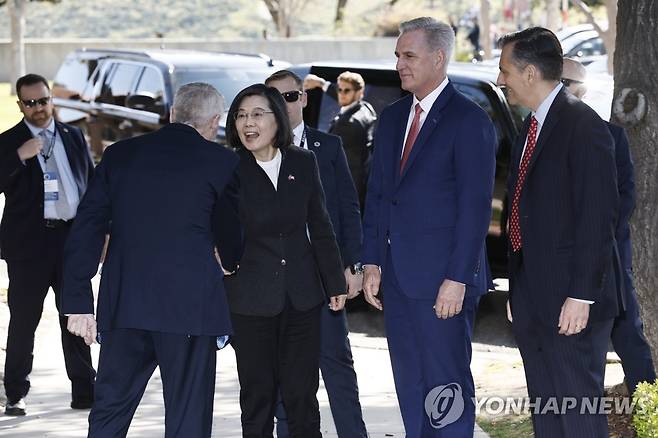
[61,123,241,336]
[0,120,94,260]
[608,123,634,270]
[507,89,619,324]
[362,82,496,299]
[305,127,362,267]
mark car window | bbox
[133,67,166,115]
[53,56,98,98]
[98,63,141,106]
[567,38,606,57]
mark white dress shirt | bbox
[292,123,307,149]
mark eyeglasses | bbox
[20,96,51,108]
[561,78,584,87]
[234,109,274,122]
[281,90,303,103]
[337,88,355,94]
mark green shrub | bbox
[633,380,658,438]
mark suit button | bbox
[392,200,398,205]
[281,259,286,266]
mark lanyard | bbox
[40,129,57,163]
[299,128,307,149]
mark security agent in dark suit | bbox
[498,29,619,437]
[266,70,367,437]
[63,83,241,437]
[0,74,95,416]
[304,72,377,211]
[224,84,347,438]
[562,58,656,395]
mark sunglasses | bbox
[337,88,355,94]
[20,96,51,108]
[561,78,583,87]
[281,90,303,103]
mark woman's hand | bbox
[329,294,347,311]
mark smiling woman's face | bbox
[235,95,278,157]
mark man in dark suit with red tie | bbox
[498,28,619,437]
[362,17,497,437]
[0,74,96,416]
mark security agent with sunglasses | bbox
[304,71,377,211]
[562,57,656,396]
[0,73,95,416]
[265,70,367,437]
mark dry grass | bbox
[0,83,22,133]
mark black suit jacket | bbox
[225,146,346,317]
[507,88,620,325]
[0,120,94,260]
[61,123,241,336]
[327,85,377,205]
[304,127,362,267]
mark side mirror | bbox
[126,94,157,111]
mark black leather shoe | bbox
[5,398,26,416]
[71,399,93,410]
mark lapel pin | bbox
[288,174,295,181]
[313,141,320,148]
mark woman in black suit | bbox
[224,84,347,438]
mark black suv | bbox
[53,48,290,157]
[293,61,530,280]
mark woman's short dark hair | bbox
[498,27,563,82]
[225,83,293,150]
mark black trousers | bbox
[511,259,613,438]
[231,303,322,438]
[3,225,95,404]
[89,329,217,438]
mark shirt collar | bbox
[412,76,449,114]
[24,117,55,137]
[533,83,563,127]
[292,122,305,147]
[339,100,359,114]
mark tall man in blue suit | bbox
[498,29,619,437]
[61,83,241,438]
[266,70,368,438]
[562,57,656,395]
[362,17,497,437]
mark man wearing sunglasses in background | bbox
[265,70,368,438]
[562,57,656,397]
[0,74,96,416]
[304,71,377,211]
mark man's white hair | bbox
[171,82,224,128]
[399,16,455,60]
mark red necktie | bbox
[509,116,538,252]
[400,103,423,174]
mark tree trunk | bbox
[613,0,658,369]
[335,0,348,29]
[479,0,492,60]
[8,0,26,95]
[546,0,561,31]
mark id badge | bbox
[43,171,59,201]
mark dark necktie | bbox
[509,116,538,252]
[400,103,423,174]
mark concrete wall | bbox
[0,38,397,82]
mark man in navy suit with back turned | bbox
[265,70,368,438]
[0,73,95,416]
[362,17,496,437]
[62,82,241,437]
[498,28,619,436]
[561,57,656,395]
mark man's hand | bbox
[329,294,347,311]
[362,265,382,310]
[67,314,97,346]
[345,267,362,299]
[434,279,466,319]
[303,74,327,90]
[558,298,590,335]
[17,137,43,161]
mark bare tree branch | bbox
[569,0,606,35]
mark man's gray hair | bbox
[399,17,455,60]
[171,82,224,127]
